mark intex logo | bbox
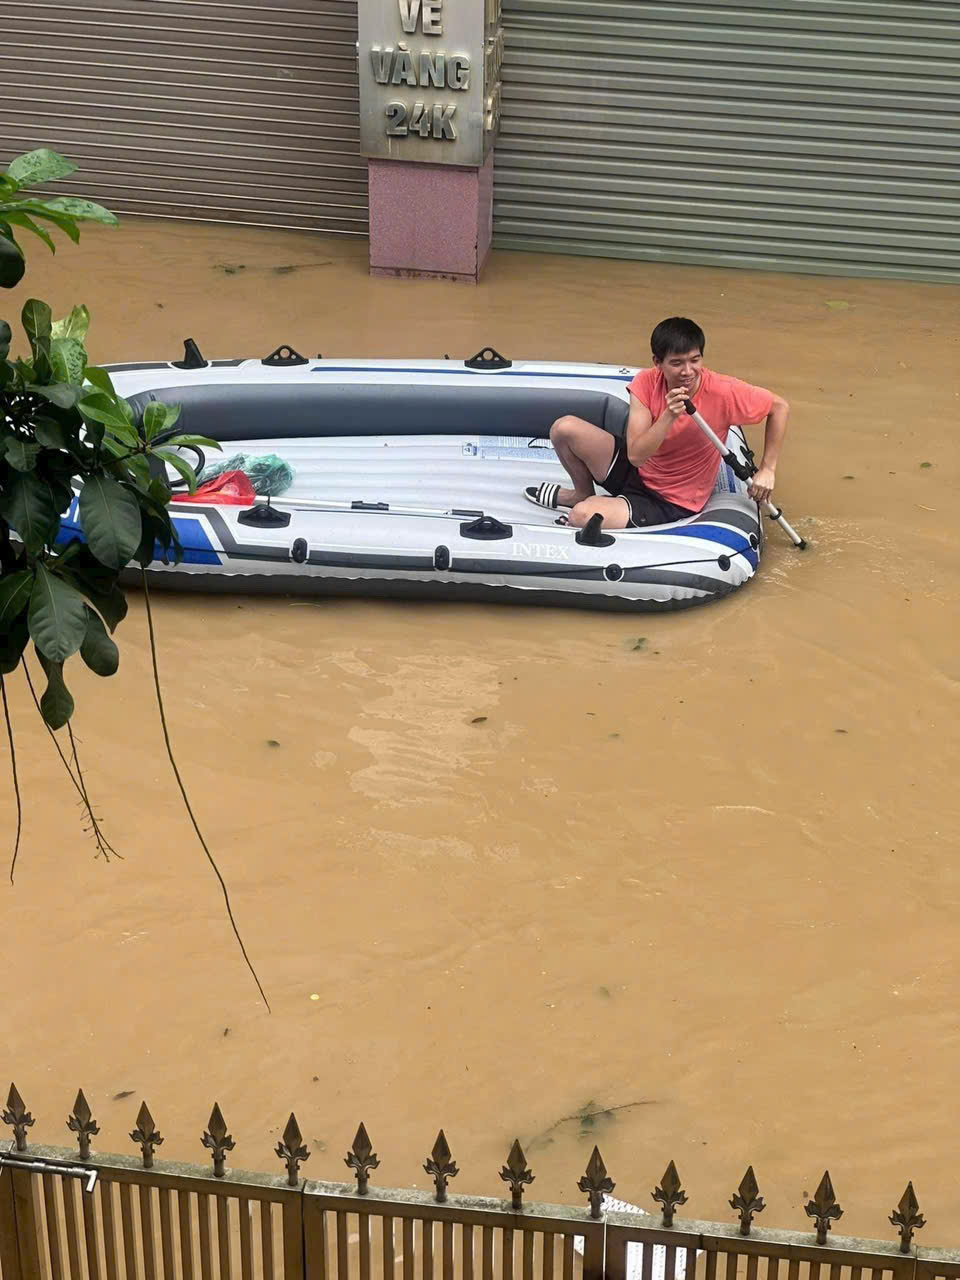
[513,543,571,560]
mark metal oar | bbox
[269,496,484,519]
[683,398,807,549]
[176,494,488,521]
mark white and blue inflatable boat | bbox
[62,345,765,613]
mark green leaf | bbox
[28,381,81,408]
[153,448,197,493]
[98,434,130,460]
[0,470,62,552]
[51,304,89,341]
[21,298,52,380]
[28,562,89,662]
[79,607,119,676]
[19,204,81,244]
[36,653,74,729]
[163,433,220,452]
[83,365,115,395]
[134,521,161,568]
[0,320,11,359]
[104,424,139,451]
[123,453,152,485]
[50,336,87,384]
[41,454,79,504]
[78,393,139,446]
[0,614,29,675]
[0,569,35,628]
[41,196,118,226]
[0,234,25,288]
[141,401,182,441]
[132,487,181,567]
[148,476,172,505]
[4,438,42,471]
[54,542,118,591]
[33,417,69,449]
[2,211,56,253]
[21,297,52,345]
[134,481,175,522]
[59,548,127,631]
[74,578,127,632]
[78,474,142,568]
[6,149,77,188]
[54,539,83,568]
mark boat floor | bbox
[196,434,731,530]
[201,434,571,527]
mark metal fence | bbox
[3,1085,960,1280]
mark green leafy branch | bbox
[1,149,219,722]
[0,150,268,1009]
[0,147,116,290]
[1,293,217,723]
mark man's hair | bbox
[650,317,706,363]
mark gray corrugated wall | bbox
[494,0,960,282]
[4,0,367,236]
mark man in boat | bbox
[524,317,790,529]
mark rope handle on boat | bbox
[682,399,807,550]
[164,534,759,578]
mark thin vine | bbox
[2,675,23,885]
[140,570,270,1012]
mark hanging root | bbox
[21,660,120,862]
[140,569,271,1012]
[67,721,120,862]
[2,675,23,885]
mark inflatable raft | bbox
[62,346,765,613]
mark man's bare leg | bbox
[568,496,632,529]
[548,416,618,506]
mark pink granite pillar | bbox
[368,150,494,284]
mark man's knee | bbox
[569,498,628,529]
[550,415,584,444]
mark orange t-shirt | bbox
[625,366,774,512]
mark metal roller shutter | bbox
[494,0,960,282]
[4,0,367,236]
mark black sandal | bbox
[524,482,563,510]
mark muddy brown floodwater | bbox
[2,222,959,1241]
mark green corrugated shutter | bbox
[4,0,367,236]
[494,0,960,282]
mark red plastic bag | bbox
[172,470,256,505]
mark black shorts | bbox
[601,444,695,528]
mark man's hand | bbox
[748,466,776,504]
[665,386,688,418]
